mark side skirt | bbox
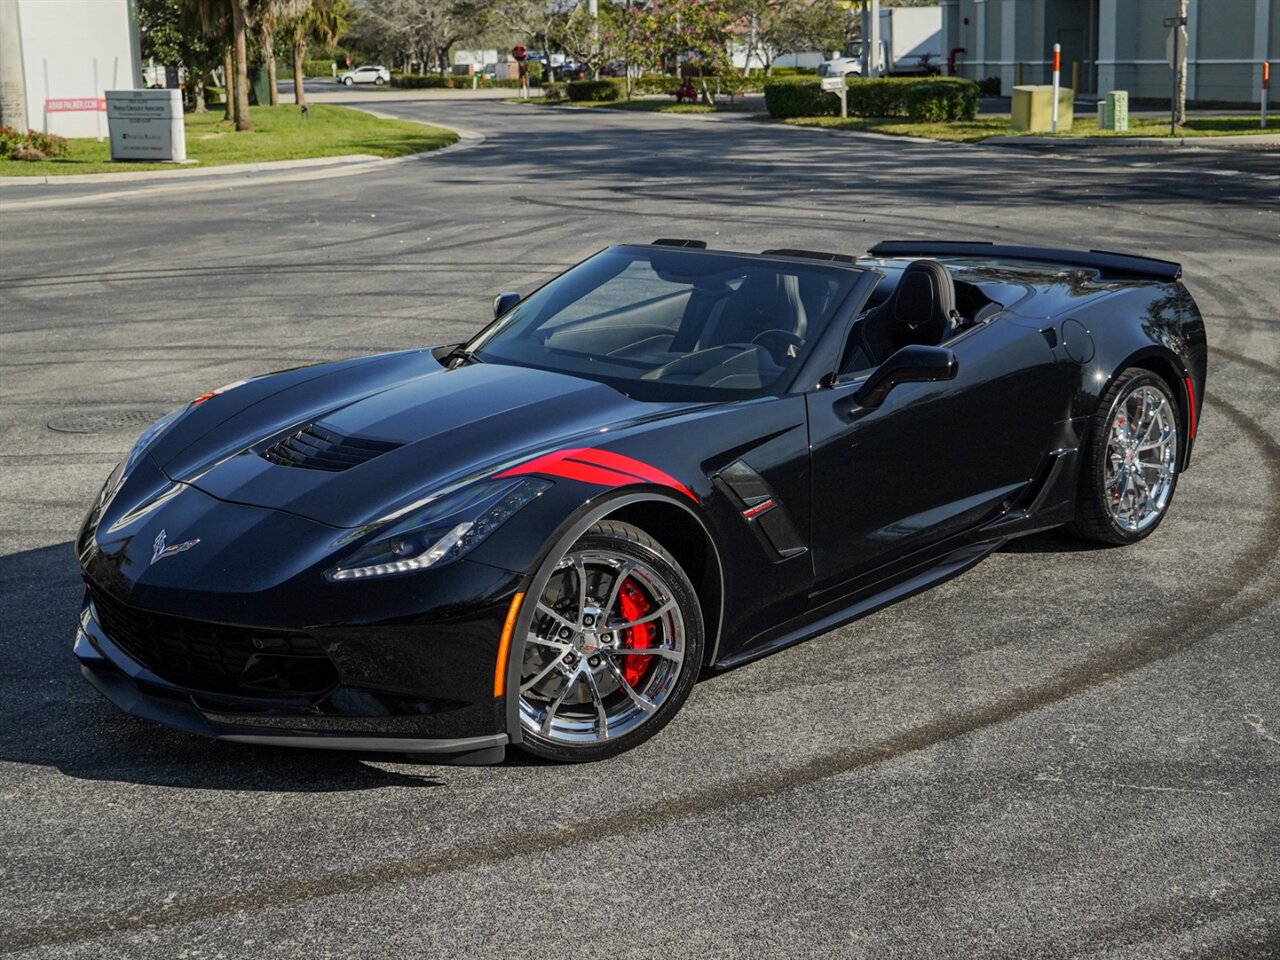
[714,538,1004,671]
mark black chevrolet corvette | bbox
[75,240,1207,762]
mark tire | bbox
[342,77,354,86]
[516,520,704,762]
[1067,368,1182,545]
[375,77,385,85]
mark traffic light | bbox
[512,45,527,62]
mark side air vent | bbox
[261,423,401,472]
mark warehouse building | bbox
[940,0,1277,103]
[0,0,142,138]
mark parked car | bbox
[74,239,1206,764]
[337,65,390,86]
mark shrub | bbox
[633,75,683,96]
[906,80,980,121]
[978,75,1001,96]
[769,66,817,76]
[543,82,566,101]
[0,126,24,157]
[304,60,336,78]
[392,73,454,89]
[204,85,225,104]
[763,76,839,118]
[26,130,71,157]
[0,126,71,160]
[764,75,980,120]
[566,78,625,102]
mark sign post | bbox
[821,75,847,119]
[105,89,186,162]
[1164,14,1188,136]
[1263,61,1270,129]
[1050,43,1061,133]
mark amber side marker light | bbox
[494,592,525,697]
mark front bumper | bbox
[74,601,508,763]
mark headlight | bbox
[326,477,551,581]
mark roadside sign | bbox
[820,77,845,91]
[45,98,105,113]
[105,89,186,162]
[1165,25,1188,69]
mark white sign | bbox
[1165,26,1188,69]
[105,89,186,162]
[821,77,846,92]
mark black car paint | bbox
[74,243,1207,758]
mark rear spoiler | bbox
[867,241,1182,282]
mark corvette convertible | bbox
[75,240,1207,763]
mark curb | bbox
[0,109,478,191]
[980,132,1280,150]
[0,152,386,187]
[0,122,482,211]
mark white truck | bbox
[817,6,943,80]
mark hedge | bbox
[764,75,980,120]
[905,80,980,121]
[566,78,626,102]
[304,60,336,78]
[392,73,537,90]
[393,73,454,89]
[543,81,566,101]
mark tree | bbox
[287,0,350,107]
[345,0,494,74]
[180,0,240,123]
[764,0,850,64]
[253,0,310,107]
[138,0,220,111]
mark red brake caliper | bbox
[616,578,654,687]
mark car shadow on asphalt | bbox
[0,542,445,791]
[998,528,1112,553]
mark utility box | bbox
[1011,85,1074,132]
[1098,90,1129,131]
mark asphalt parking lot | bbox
[1,102,1277,958]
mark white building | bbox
[0,0,142,138]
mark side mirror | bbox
[493,291,521,319]
[853,344,958,409]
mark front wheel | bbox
[1068,368,1182,545]
[516,520,703,762]
[343,77,354,86]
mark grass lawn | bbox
[779,113,1280,144]
[0,104,457,177]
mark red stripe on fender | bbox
[1184,377,1197,440]
[497,448,697,502]
[564,448,698,502]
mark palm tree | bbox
[253,0,310,107]
[289,0,349,109]
[183,0,244,127]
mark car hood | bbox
[163,359,695,528]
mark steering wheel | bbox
[751,329,804,362]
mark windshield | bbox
[467,247,860,401]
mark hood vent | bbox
[260,423,402,472]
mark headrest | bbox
[890,259,962,345]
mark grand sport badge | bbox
[150,529,199,565]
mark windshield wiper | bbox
[443,345,483,369]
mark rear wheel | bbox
[1068,368,1181,545]
[517,521,703,762]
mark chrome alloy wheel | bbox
[518,549,686,745]
[1105,383,1179,533]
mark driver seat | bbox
[699,272,808,350]
[844,259,959,373]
